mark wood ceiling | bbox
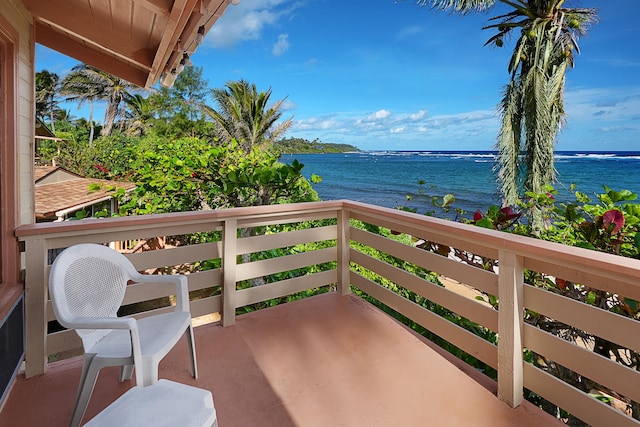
[24,0,234,88]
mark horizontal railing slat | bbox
[237,210,338,229]
[350,248,498,332]
[524,324,640,404]
[524,363,639,427]
[525,257,640,302]
[350,271,497,369]
[524,285,640,353]
[349,210,499,260]
[237,225,337,255]
[235,270,337,308]
[350,226,499,296]
[47,329,81,355]
[185,269,223,292]
[190,295,221,319]
[126,242,222,270]
[235,247,337,282]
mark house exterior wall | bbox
[0,0,33,409]
[4,0,34,225]
[35,169,82,185]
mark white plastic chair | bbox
[48,243,198,427]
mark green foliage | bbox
[418,183,640,422]
[119,136,214,214]
[147,66,215,139]
[275,137,359,154]
[119,137,319,215]
[205,80,293,152]
[200,141,319,208]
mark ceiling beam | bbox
[146,0,198,87]
[134,0,173,16]
[36,22,149,87]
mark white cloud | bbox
[366,109,392,121]
[409,110,427,120]
[273,34,290,56]
[289,108,500,150]
[207,0,301,48]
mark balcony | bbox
[3,200,640,426]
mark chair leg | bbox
[70,354,101,427]
[119,364,134,382]
[186,324,198,379]
[140,360,159,387]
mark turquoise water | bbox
[282,151,640,217]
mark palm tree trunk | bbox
[101,100,118,136]
[88,99,95,146]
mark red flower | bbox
[473,210,483,222]
[602,210,624,234]
[546,192,555,200]
[499,206,520,220]
[556,278,567,290]
[93,163,109,173]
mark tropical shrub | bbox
[417,185,640,423]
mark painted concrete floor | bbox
[0,293,562,426]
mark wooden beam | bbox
[146,0,196,88]
[134,0,173,16]
[36,22,149,87]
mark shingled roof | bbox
[35,166,135,221]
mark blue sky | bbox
[37,0,640,151]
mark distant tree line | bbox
[274,137,359,154]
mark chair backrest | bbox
[48,244,138,348]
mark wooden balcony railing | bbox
[15,200,640,426]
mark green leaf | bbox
[442,194,455,207]
[624,298,639,313]
[476,218,494,229]
[88,183,102,192]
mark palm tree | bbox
[415,1,597,206]
[205,80,293,152]
[60,67,99,145]
[122,94,154,136]
[35,70,60,132]
[60,64,136,141]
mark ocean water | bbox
[282,151,640,218]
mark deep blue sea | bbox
[282,151,640,218]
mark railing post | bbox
[336,208,351,295]
[23,238,48,377]
[497,250,524,407]
[222,219,237,326]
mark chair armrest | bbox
[71,316,145,385]
[130,273,190,313]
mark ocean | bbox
[282,151,640,218]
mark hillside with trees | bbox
[274,137,359,154]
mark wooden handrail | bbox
[17,201,640,426]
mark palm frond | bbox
[495,79,523,206]
[414,0,496,14]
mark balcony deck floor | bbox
[0,293,562,426]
